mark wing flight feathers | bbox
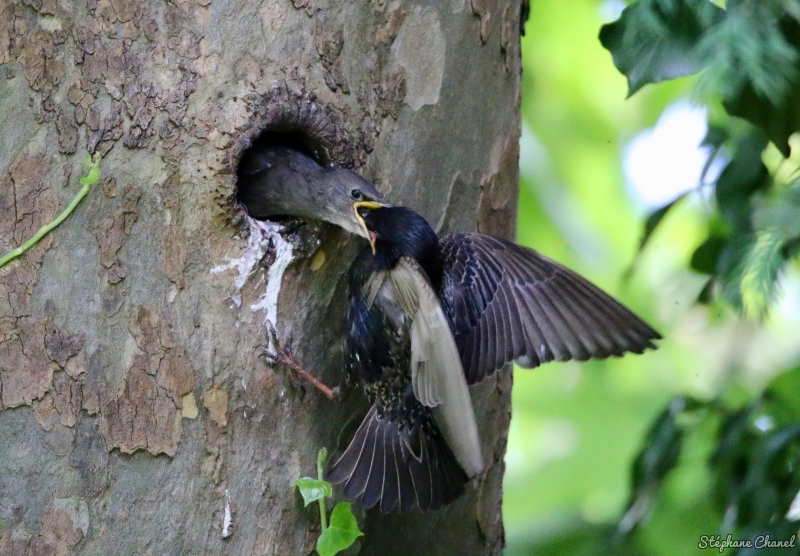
[440,234,661,384]
[389,258,484,476]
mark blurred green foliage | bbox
[506,0,800,554]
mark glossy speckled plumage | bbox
[327,208,476,512]
[327,206,661,512]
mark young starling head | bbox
[237,144,388,238]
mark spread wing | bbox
[386,257,483,476]
[439,233,661,384]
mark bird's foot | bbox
[262,321,341,402]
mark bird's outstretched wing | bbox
[439,233,661,384]
[386,257,483,477]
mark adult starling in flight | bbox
[266,200,661,513]
[325,203,483,513]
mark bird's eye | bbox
[351,189,363,200]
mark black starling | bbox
[325,203,483,512]
[237,142,385,238]
[320,203,661,513]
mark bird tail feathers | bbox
[326,404,468,512]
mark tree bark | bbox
[0,1,522,554]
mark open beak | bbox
[353,201,388,254]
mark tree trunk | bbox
[0,1,522,554]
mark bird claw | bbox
[262,321,339,401]
[262,321,291,364]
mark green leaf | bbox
[625,193,688,282]
[316,502,363,556]
[691,235,726,275]
[631,398,686,490]
[718,232,754,310]
[599,0,723,96]
[701,123,729,150]
[723,84,800,159]
[710,405,758,527]
[715,131,770,227]
[295,477,332,507]
[695,277,715,305]
[764,366,800,424]
[742,422,800,525]
[709,11,800,157]
[639,193,687,254]
[619,397,687,535]
[753,180,800,245]
[740,230,785,319]
[0,518,7,527]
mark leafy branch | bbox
[295,448,363,556]
[621,367,800,541]
[0,153,101,269]
[602,0,800,318]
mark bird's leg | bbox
[262,321,342,402]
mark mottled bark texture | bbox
[0,0,521,554]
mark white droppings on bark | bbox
[211,215,294,349]
[222,490,232,539]
[250,226,294,348]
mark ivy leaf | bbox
[711,405,759,530]
[316,502,363,556]
[723,80,800,159]
[599,0,723,96]
[295,477,332,507]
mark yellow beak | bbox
[353,201,387,254]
